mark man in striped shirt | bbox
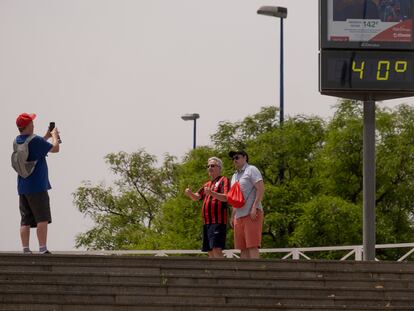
[185,157,230,258]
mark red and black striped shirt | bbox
[198,176,230,224]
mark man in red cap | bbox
[13,113,60,254]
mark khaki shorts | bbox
[234,210,263,250]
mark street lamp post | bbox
[181,113,200,149]
[257,6,288,127]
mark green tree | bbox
[211,106,278,153]
[375,104,414,246]
[73,102,414,258]
[316,100,364,203]
[291,195,362,247]
[73,149,178,250]
[252,116,326,247]
[289,195,362,260]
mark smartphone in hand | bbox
[49,122,55,132]
[49,122,62,143]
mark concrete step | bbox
[1,254,414,274]
[1,254,414,281]
[1,291,414,308]
[0,254,413,310]
[1,270,413,290]
[1,281,414,300]
[2,261,414,279]
[1,305,413,311]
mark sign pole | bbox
[319,0,414,261]
[363,99,376,260]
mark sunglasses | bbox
[232,155,242,160]
[207,164,218,168]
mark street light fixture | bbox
[257,5,288,126]
[258,5,287,183]
[181,113,200,150]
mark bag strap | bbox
[233,171,255,201]
[13,134,36,149]
[25,134,36,144]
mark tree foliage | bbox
[73,150,178,250]
[73,102,414,259]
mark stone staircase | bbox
[0,253,413,310]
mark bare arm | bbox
[205,188,227,202]
[230,208,235,228]
[49,128,60,153]
[253,180,264,208]
[250,180,264,220]
[204,177,229,202]
[184,187,201,201]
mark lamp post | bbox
[257,6,288,127]
[181,113,200,149]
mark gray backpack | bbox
[11,135,37,178]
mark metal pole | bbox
[363,100,376,260]
[277,18,285,183]
[280,17,284,126]
[193,119,197,149]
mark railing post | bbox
[292,249,300,260]
[355,247,363,261]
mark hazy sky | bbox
[1,0,411,251]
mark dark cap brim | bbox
[229,150,248,158]
[228,151,237,158]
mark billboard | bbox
[320,0,414,49]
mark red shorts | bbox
[234,210,263,250]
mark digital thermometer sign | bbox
[321,50,414,91]
[319,0,414,100]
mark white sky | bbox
[0,0,411,251]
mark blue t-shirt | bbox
[16,135,53,195]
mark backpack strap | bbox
[232,170,255,202]
[14,134,36,146]
[13,134,36,153]
[25,134,36,144]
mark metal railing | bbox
[51,242,414,261]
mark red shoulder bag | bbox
[226,181,245,208]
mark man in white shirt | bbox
[229,150,265,259]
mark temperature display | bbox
[320,50,414,91]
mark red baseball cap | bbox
[16,113,36,128]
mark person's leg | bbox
[211,248,224,258]
[26,192,51,253]
[36,221,48,247]
[234,216,247,258]
[20,225,30,249]
[202,224,211,256]
[247,247,260,259]
[19,195,35,253]
[240,249,250,258]
[244,210,264,259]
[210,224,226,258]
